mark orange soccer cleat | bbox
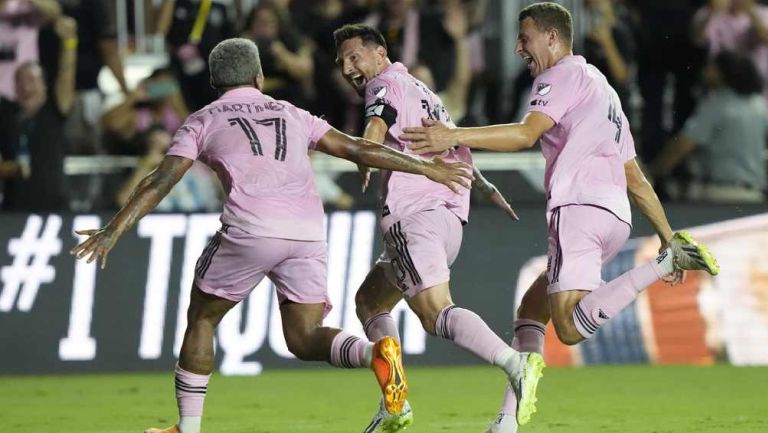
[144,425,196,433]
[371,336,409,414]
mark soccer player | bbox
[70,38,475,433]
[332,24,542,433]
[398,3,721,432]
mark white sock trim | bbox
[363,342,374,367]
[179,416,201,433]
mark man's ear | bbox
[548,28,559,47]
[255,74,264,91]
[376,45,388,60]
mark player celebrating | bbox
[332,24,542,433]
[399,3,720,432]
[70,38,475,433]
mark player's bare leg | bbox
[407,282,544,426]
[146,286,236,433]
[280,300,408,416]
[551,231,720,345]
[486,273,550,432]
[356,265,404,341]
[355,265,414,432]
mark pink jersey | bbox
[168,87,331,241]
[527,55,636,225]
[365,62,472,230]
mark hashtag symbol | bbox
[0,215,62,312]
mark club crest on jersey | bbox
[373,86,387,98]
[537,83,552,96]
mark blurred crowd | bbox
[0,0,767,213]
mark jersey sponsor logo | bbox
[537,83,552,96]
[530,99,549,107]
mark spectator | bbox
[101,68,189,155]
[0,0,60,100]
[157,0,239,111]
[693,0,768,98]
[366,0,457,92]
[243,2,314,106]
[296,0,369,128]
[115,127,222,212]
[583,0,635,112]
[651,51,767,204]
[38,0,128,155]
[629,0,704,164]
[411,0,471,123]
[0,16,76,212]
[366,0,420,66]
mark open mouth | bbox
[350,74,367,88]
[522,55,534,70]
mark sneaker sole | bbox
[676,231,720,276]
[372,337,409,415]
[516,353,546,426]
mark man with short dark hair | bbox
[71,37,474,433]
[400,3,721,432]
[333,23,541,433]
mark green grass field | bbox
[1,365,766,433]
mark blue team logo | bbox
[537,83,552,96]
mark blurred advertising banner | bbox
[0,211,427,375]
[517,212,768,367]
[1,206,766,374]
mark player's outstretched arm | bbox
[70,155,193,269]
[399,112,554,154]
[473,167,519,220]
[315,128,474,193]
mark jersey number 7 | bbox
[228,117,288,161]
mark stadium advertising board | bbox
[1,207,767,375]
[517,213,768,367]
[0,211,427,375]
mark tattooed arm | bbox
[71,156,193,268]
[315,127,474,193]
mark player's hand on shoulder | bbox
[424,156,474,193]
[401,118,458,155]
[70,227,120,270]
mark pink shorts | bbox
[546,205,630,294]
[377,206,463,299]
[194,224,331,316]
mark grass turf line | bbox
[0,365,766,433]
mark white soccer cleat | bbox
[668,231,720,275]
[483,413,517,433]
[363,399,414,433]
[508,352,545,426]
